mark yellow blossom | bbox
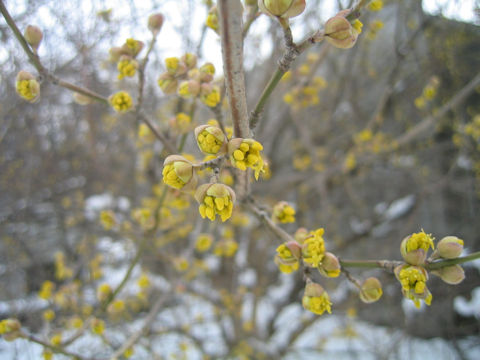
[200,85,221,107]
[51,333,62,346]
[117,56,138,79]
[38,280,55,300]
[214,238,238,257]
[43,309,55,322]
[109,91,133,113]
[206,7,219,31]
[228,138,265,180]
[367,0,383,11]
[302,228,326,268]
[137,273,151,289]
[195,183,236,222]
[195,125,227,155]
[352,19,363,34]
[91,318,105,335]
[100,210,116,230]
[272,201,296,223]
[302,282,332,315]
[162,155,197,190]
[395,265,432,308]
[16,71,40,102]
[173,257,190,272]
[196,233,213,252]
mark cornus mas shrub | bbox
[1,0,480,358]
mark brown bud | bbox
[24,25,43,50]
[148,13,164,34]
[318,252,341,278]
[258,0,306,19]
[359,277,383,303]
[432,265,465,285]
[324,14,358,49]
[436,236,464,259]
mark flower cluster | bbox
[195,183,236,222]
[157,53,221,108]
[272,201,296,223]
[396,230,465,307]
[273,228,343,315]
[228,138,265,179]
[109,91,133,113]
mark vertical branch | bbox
[218,0,249,138]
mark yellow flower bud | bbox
[109,91,133,113]
[302,228,326,268]
[91,318,105,335]
[400,230,434,265]
[367,0,383,11]
[158,72,178,94]
[165,56,187,76]
[214,238,238,257]
[318,252,341,278]
[195,233,214,252]
[206,6,219,31]
[122,38,144,58]
[162,155,197,191]
[228,138,265,179]
[24,25,43,50]
[195,125,227,155]
[436,236,464,259]
[200,83,221,107]
[195,183,236,222]
[394,264,432,308]
[199,62,216,82]
[117,55,138,80]
[181,53,198,69]
[359,277,383,303]
[97,283,112,302]
[258,0,306,19]
[16,71,40,103]
[302,282,332,315]
[178,79,201,98]
[0,318,22,341]
[272,201,296,223]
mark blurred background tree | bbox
[1,0,479,359]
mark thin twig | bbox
[109,294,168,360]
